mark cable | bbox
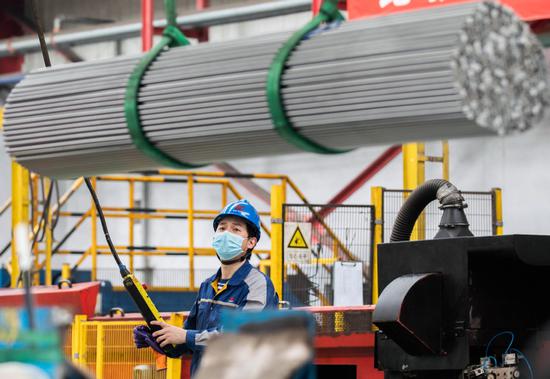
[30,0,51,66]
[306,242,322,306]
[17,181,54,287]
[510,348,534,379]
[28,0,129,278]
[20,0,55,288]
[485,331,515,360]
[29,172,35,231]
[51,180,61,238]
[482,355,498,369]
[83,178,128,274]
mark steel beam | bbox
[0,0,311,58]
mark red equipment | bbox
[347,0,550,22]
[0,281,100,317]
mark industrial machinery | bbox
[373,179,550,379]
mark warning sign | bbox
[288,227,308,249]
[284,222,312,263]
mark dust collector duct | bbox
[2,2,549,178]
[389,179,471,242]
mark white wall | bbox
[1,10,550,281]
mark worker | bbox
[133,199,279,375]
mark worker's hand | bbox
[151,320,187,347]
[133,325,165,354]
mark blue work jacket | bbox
[177,260,279,376]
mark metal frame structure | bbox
[281,203,375,307]
[1,168,354,294]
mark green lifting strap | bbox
[125,0,204,169]
[266,0,352,155]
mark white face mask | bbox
[212,231,245,262]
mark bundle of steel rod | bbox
[2,1,548,178]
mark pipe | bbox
[141,0,154,52]
[389,179,472,242]
[0,0,311,58]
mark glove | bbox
[133,325,165,355]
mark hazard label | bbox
[284,222,312,263]
[288,227,308,249]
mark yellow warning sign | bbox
[288,226,309,249]
[284,222,312,263]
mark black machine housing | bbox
[373,234,550,378]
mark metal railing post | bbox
[221,182,228,207]
[71,315,87,363]
[370,186,384,304]
[78,317,88,366]
[402,143,426,240]
[31,175,39,285]
[129,180,135,273]
[270,184,284,299]
[62,263,71,281]
[492,188,503,235]
[188,175,195,290]
[167,313,184,379]
[90,177,98,281]
[281,177,287,204]
[11,161,29,288]
[442,140,450,180]
[96,323,104,379]
[44,177,53,285]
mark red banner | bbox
[348,0,550,22]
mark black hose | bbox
[390,179,464,242]
[83,178,128,276]
[38,178,48,242]
[29,172,35,230]
[51,180,61,239]
[20,181,55,285]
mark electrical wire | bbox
[485,331,515,361]
[510,348,535,379]
[28,172,35,230]
[19,0,56,288]
[83,178,127,273]
[51,180,61,238]
[482,355,498,369]
[306,242,322,306]
[27,0,127,286]
[17,181,54,286]
[37,178,48,243]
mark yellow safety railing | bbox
[7,167,351,295]
[69,313,185,379]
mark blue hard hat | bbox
[213,199,261,240]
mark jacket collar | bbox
[209,260,253,287]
